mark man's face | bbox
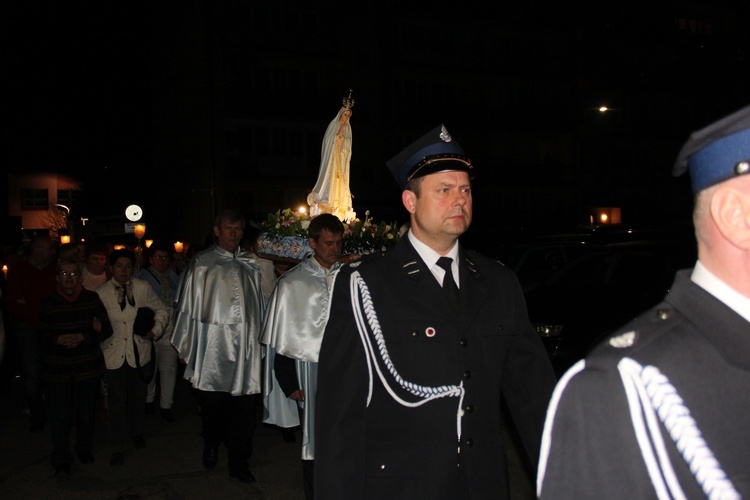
[403,170,472,248]
[57,263,82,295]
[309,230,343,269]
[87,252,107,274]
[150,250,170,273]
[111,257,134,285]
[214,219,244,253]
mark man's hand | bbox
[92,318,102,332]
[289,389,305,402]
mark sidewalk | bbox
[0,374,304,500]
[0,371,535,499]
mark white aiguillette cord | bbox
[618,357,740,500]
[349,271,466,447]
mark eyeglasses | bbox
[153,255,170,260]
[59,271,79,277]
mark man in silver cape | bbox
[171,209,264,484]
[260,214,344,499]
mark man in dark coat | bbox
[315,125,557,499]
[537,106,750,499]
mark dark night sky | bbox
[5,1,750,244]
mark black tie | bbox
[436,257,459,308]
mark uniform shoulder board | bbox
[344,250,387,270]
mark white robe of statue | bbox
[307,107,355,222]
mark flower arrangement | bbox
[342,211,401,255]
[251,208,311,238]
[251,208,400,259]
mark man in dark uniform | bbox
[537,105,750,499]
[315,125,557,499]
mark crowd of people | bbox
[0,104,748,499]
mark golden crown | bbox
[342,89,355,109]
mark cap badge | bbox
[425,327,436,337]
[609,331,636,349]
[440,125,452,143]
[736,161,750,175]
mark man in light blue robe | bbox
[172,209,264,484]
[260,214,344,500]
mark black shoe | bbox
[54,463,71,476]
[132,435,147,449]
[160,408,175,422]
[30,421,45,433]
[229,468,256,483]
[77,451,95,464]
[202,447,218,470]
[282,428,296,443]
[110,451,124,466]
[145,402,155,415]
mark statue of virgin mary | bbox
[307,92,356,222]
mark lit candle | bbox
[2,264,7,277]
[113,244,126,250]
[145,239,154,248]
[60,235,71,244]
[174,241,184,253]
[134,224,146,239]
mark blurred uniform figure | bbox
[537,106,750,499]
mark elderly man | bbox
[261,213,344,499]
[172,209,265,484]
[536,106,750,499]
[315,125,557,499]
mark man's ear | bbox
[710,186,750,249]
[402,190,417,214]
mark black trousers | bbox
[106,364,146,451]
[45,377,100,467]
[198,390,259,472]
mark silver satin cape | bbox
[171,245,265,396]
[260,256,341,460]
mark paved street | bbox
[0,368,535,499]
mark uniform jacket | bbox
[537,270,750,499]
[97,277,169,370]
[315,237,556,500]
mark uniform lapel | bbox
[458,247,488,327]
[396,238,451,319]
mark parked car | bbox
[491,226,697,376]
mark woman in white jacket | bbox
[97,249,168,466]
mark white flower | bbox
[301,220,310,229]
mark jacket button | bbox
[465,439,474,447]
[460,338,467,347]
[412,331,418,337]
[464,404,473,413]
[463,370,471,379]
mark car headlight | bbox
[534,324,564,337]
